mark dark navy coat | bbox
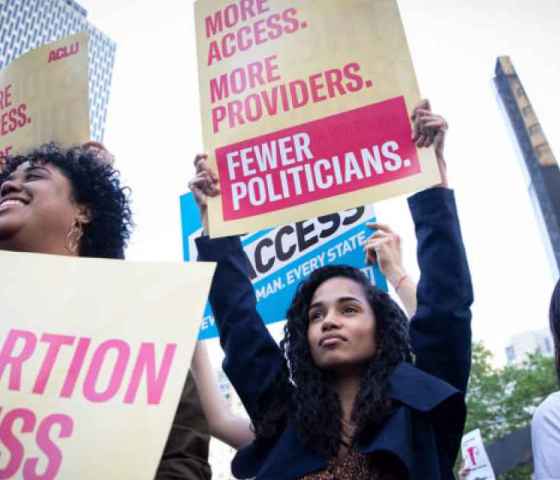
[197,187,473,479]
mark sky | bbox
[77,0,560,366]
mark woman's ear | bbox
[76,206,91,225]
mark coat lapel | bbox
[356,362,464,479]
[233,422,327,480]
[232,363,464,480]
[387,362,462,411]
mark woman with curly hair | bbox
[0,142,132,258]
[190,100,473,479]
[190,225,417,453]
[0,143,212,480]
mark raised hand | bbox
[82,141,115,165]
[188,154,220,233]
[364,222,417,317]
[411,99,449,187]
[364,222,405,287]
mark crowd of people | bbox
[0,101,558,479]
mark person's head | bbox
[286,265,412,378]
[0,143,132,259]
[277,265,411,456]
[549,280,560,383]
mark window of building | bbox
[506,346,516,363]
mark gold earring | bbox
[65,220,83,255]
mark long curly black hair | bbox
[253,265,413,458]
[549,280,560,384]
[0,144,133,259]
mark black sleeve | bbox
[408,187,473,394]
[196,236,287,422]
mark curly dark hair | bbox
[0,143,133,259]
[549,280,560,384]
[253,265,412,458]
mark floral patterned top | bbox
[299,450,400,480]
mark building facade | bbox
[505,328,554,365]
[0,0,116,141]
[495,56,560,278]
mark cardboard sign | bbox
[461,429,496,480]
[194,0,440,237]
[0,32,90,164]
[0,251,215,479]
[180,192,387,339]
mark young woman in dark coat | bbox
[190,101,473,479]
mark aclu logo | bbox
[48,42,80,63]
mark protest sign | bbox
[0,32,90,164]
[0,251,215,479]
[194,0,440,237]
[180,192,387,339]
[461,429,497,480]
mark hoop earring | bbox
[65,220,84,255]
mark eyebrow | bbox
[309,296,363,311]
[25,165,51,175]
[4,164,50,182]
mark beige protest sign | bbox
[195,0,440,237]
[0,251,215,479]
[0,31,90,163]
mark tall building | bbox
[495,57,560,278]
[0,0,116,141]
[505,328,554,365]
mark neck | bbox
[0,236,76,256]
[334,370,362,421]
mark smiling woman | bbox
[0,143,132,258]
[0,143,213,480]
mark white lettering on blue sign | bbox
[180,193,387,339]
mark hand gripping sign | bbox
[0,251,215,479]
[0,32,90,166]
[194,0,440,237]
[180,192,387,339]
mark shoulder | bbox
[533,392,560,425]
[532,392,560,479]
[389,362,466,441]
[533,391,560,434]
[388,363,465,416]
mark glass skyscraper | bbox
[0,0,116,141]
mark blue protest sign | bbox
[180,193,387,339]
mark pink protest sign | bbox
[218,97,420,220]
[195,0,440,237]
[0,251,215,479]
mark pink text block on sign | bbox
[217,96,420,220]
